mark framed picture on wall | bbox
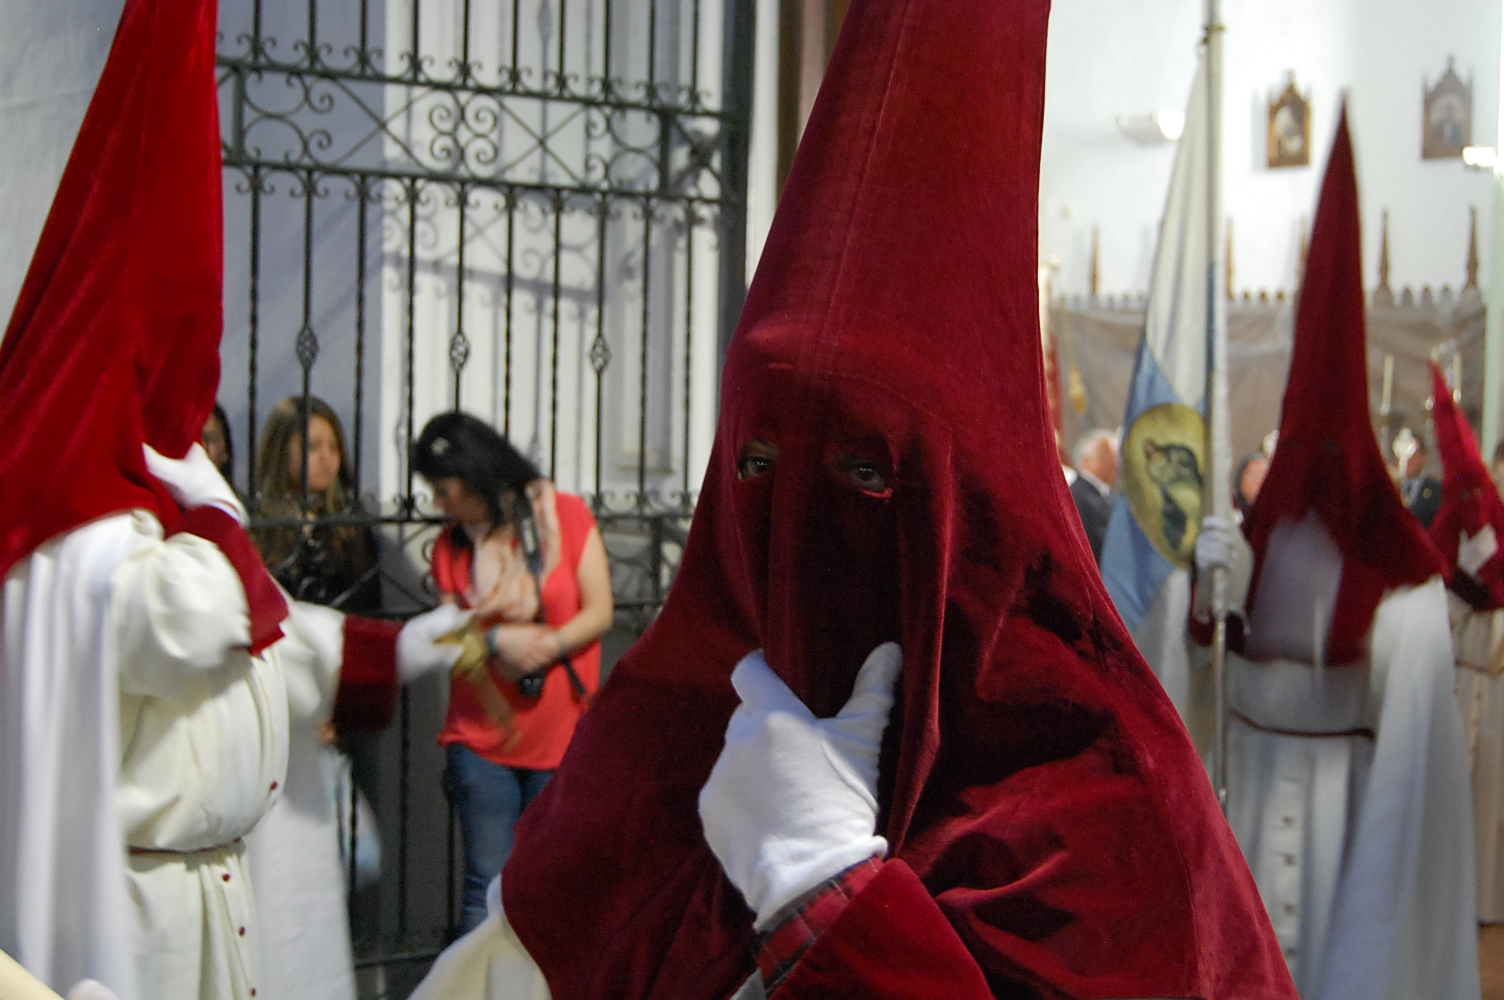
[1267,76,1311,169]
[1423,58,1472,160]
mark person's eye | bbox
[850,462,885,488]
[738,456,772,479]
[831,454,890,494]
[736,440,778,481]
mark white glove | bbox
[143,442,247,526]
[698,642,901,930]
[1460,524,1499,578]
[1195,515,1235,573]
[397,603,470,683]
[69,981,121,1000]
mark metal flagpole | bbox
[1204,0,1232,810]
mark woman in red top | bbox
[413,412,613,931]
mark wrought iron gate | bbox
[216,1,752,992]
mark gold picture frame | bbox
[1423,58,1472,160]
[1268,75,1311,169]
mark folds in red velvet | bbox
[0,0,222,582]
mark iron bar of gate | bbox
[504,191,517,437]
[352,178,369,491]
[357,0,371,70]
[459,0,473,84]
[647,0,659,102]
[404,180,420,511]
[638,196,653,511]
[510,0,524,88]
[549,194,565,478]
[305,0,318,64]
[246,169,263,501]
[407,0,422,82]
[453,184,469,408]
[556,0,568,96]
[718,0,756,364]
[691,0,702,102]
[298,171,318,507]
[593,196,609,500]
[602,0,614,88]
[683,210,694,502]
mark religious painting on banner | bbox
[1120,403,1206,569]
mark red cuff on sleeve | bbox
[771,859,993,1000]
[170,506,288,655]
[333,616,402,731]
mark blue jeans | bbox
[444,743,553,932]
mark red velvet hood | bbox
[1430,361,1504,609]
[1242,110,1444,666]
[504,2,1292,997]
[0,0,222,581]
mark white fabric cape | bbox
[1314,577,1479,1000]
[0,517,141,997]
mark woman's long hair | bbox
[252,396,377,608]
[412,411,542,530]
[255,395,355,515]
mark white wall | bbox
[1041,0,1502,299]
[0,0,123,325]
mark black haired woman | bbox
[413,411,613,932]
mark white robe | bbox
[409,879,549,1000]
[1449,593,1504,922]
[0,511,350,1000]
[1226,578,1480,1000]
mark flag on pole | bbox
[1100,52,1224,722]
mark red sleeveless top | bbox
[432,492,600,770]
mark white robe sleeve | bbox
[273,600,345,724]
[111,522,250,701]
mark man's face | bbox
[1405,450,1426,479]
[1082,439,1118,488]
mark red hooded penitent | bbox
[504,1,1294,997]
[1242,110,1443,666]
[0,0,285,645]
[0,0,219,565]
[1429,360,1504,609]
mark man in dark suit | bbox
[1398,435,1444,529]
[1070,428,1117,563]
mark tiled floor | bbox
[1484,925,1504,1000]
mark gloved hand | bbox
[1459,524,1499,577]
[144,442,247,525]
[397,603,470,683]
[698,642,901,930]
[1195,515,1236,573]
